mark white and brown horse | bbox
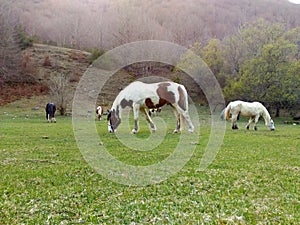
[45,103,56,123]
[107,81,194,134]
[224,100,275,131]
[96,105,104,120]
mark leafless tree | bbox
[48,72,72,115]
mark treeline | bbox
[0,2,35,86]
[13,0,300,49]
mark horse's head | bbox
[269,119,275,131]
[96,106,103,120]
[107,109,121,133]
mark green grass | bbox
[0,98,299,224]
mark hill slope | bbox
[0,44,91,106]
[13,0,300,49]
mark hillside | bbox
[1,44,201,108]
[12,0,300,49]
[0,44,91,106]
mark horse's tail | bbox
[224,103,231,120]
[177,84,194,132]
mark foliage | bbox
[0,100,299,224]
[283,27,300,60]
[0,3,38,86]
[222,19,286,75]
[17,26,35,50]
[201,39,226,88]
[87,48,105,64]
[223,19,300,115]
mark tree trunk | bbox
[275,107,280,117]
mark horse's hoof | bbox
[131,129,137,134]
[173,130,179,133]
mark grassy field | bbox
[0,97,299,224]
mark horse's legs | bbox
[172,108,181,133]
[132,104,140,134]
[181,111,194,133]
[246,117,254,130]
[253,115,260,131]
[173,106,194,133]
[231,114,238,129]
[143,108,156,132]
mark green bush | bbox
[87,48,105,64]
[17,26,35,49]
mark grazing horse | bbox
[45,103,56,123]
[96,105,104,120]
[224,100,275,131]
[107,81,194,134]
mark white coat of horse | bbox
[96,106,103,120]
[107,81,194,134]
[224,100,275,131]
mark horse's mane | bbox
[260,104,271,124]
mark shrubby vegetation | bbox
[177,19,299,116]
[221,20,300,116]
[17,26,35,50]
[87,48,106,64]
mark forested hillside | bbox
[0,0,299,116]
[12,0,300,49]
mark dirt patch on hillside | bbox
[0,84,49,106]
[0,43,91,106]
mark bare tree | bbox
[49,72,72,115]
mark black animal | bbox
[45,103,56,123]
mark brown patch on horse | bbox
[156,82,175,104]
[145,98,155,108]
[120,99,133,108]
[145,98,167,109]
[177,86,186,111]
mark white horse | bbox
[96,105,103,120]
[224,100,275,131]
[107,81,194,134]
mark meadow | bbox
[0,97,299,224]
